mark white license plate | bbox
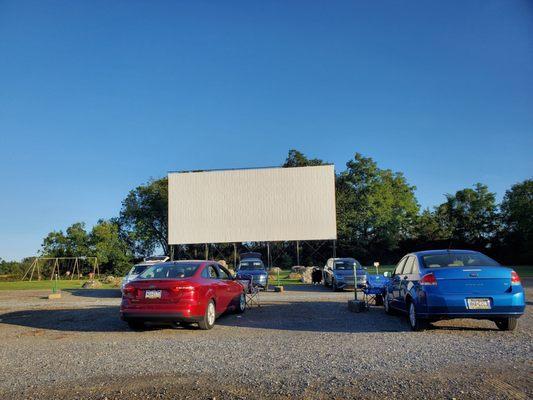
[145,290,161,299]
[467,298,491,310]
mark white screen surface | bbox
[168,165,337,244]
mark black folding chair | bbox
[238,275,261,308]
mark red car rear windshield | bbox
[421,252,500,268]
[138,263,200,279]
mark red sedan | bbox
[120,261,246,330]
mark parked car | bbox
[323,257,367,291]
[383,249,526,331]
[235,252,268,288]
[121,256,170,290]
[120,260,246,330]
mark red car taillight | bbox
[170,285,195,293]
[511,271,521,286]
[419,273,437,286]
[123,284,136,298]
[169,285,196,299]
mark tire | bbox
[495,317,518,331]
[384,292,395,315]
[198,300,216,330]
[127,320,144,330]
[332,279,340,292]
[235,292,246,314]
[408,301,428,331]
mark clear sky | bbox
[1,1,532,261]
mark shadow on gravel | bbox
[218,301,507,333]
[65,289,122,298]
[217,301,410,333]
[0,301,507,334]
[0,306,128,332]
[0,302,408,334]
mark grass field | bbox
[0,266,531,290]
[267,266,397,286]
[0,279,116,291]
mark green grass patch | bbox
[364,265,396,275]
[267,270,303,286]
[0,279,116,291]
[267,266,396,286]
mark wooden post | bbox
[23,258,35,281]
[205,243,208,260]
[50,259,57,280]
[233,243,237,270]
[267,242,271,270]
[27,258,37,281]
[71,258,75,280]
[296,240,300,266]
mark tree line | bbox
[1,149,531,277]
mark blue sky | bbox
[1,1,532,261]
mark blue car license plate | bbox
[467,298,491,310]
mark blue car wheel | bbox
[408,301,428,331]
[495,317,518,331]
[384,291,396,315]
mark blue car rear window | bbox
[334,260,362,270]
[239,261,265,270]
[421,252,500,268]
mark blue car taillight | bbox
[420,273,437,286]
[511,271,521,286]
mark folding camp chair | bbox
[363,274,389,307]
[238,275,261,308]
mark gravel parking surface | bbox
[0,283,531,399]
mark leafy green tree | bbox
[90,219,133,275]
[283,149,325,167]
[412,208,452,243]
[41,231,69,257]
[0,257,33,277]
[41,222,90,257]
[437,183,498,247]
[119,177,168,256]
[336,153,419,263]
[500,179,533,263]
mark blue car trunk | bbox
[431,266,513,295]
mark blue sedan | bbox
[383,250,526,331]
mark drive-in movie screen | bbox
[0,1,531,399]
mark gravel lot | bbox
[0,282,531,400]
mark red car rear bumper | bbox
[120,299,205,323]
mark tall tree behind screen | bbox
[119,177,168,256]
[336,153,419,263]
[500,179,533,264]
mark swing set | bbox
[22,257,100,281]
